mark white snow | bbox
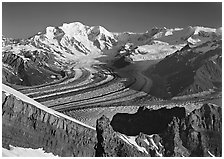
[165,29,173,36]
[3,22,221,67]
[45,26,56,39]
[193,26,217,35]
[148,135,163,157]
[119,134,148,154]
[143,138,150,145]
[174,27,184,31]
[2,44,41,56]
[148,135,159,150]
[207,150,215,157]
[89,25,115,40]
[51,75,56,79]
[216,27,222,35]
[60,22,87,37]
[187,37,201,44]
[4,92,10,96]
[2,145,57,157]
[164,28,183,36]
[132,43,179,61]
[154,27,195,45]
[2,84,95,130]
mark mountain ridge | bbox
[3,22,221,67]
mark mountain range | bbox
[2,22,222,157]
[2,22,222,98]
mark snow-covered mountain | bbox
[24,22,117,56]
[3,22,221,61]
[149,40,222,99]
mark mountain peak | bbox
[59,22,89,37]
[61,21,86,28]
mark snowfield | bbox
[2,145,57,157]
[119,134,148,154]
[118,134,163,156]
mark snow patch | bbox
[187,37,201,44]
[208,150,215,157]
[51,75,56,79]
[194,26,217,35]
[2,145,57,157]
[132,43,179,61]
[45,26,56,39]
[165,29,174,36]
[148,135,159,150]
[143,138,150,145]
[4,92,11,96]
[119,134,148,154]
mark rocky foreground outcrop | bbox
[95,104,222,157]
[2,92,96,157]
[95,115,150,157]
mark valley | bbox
[9,61,154,112]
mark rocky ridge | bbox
[2,85,96,157]
[148,40,222,99]
[95,104,221,157]
[3,23,221,66]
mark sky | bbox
[2,2,222,39]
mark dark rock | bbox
[182,104,222,156]
[113,56,131,68]
[161,117,190,157]
[111,106,186,136]
[108,104,221,157]
[95,115,150,157]
[2,51,66,86]
[148,41,222,99]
